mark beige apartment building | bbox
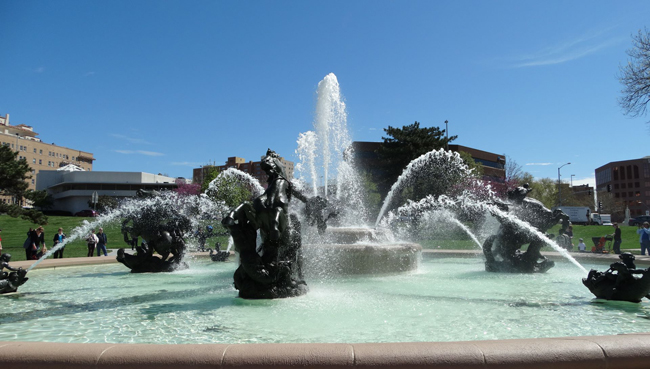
[0,114,94,204]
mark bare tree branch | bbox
[619,28,650,122]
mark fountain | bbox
[1,73,650,368]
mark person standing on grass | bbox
[52,228,66,259]
[611,223,622,254]
[0,228,3,254]
[96,228,108,256]
[636,222,650,256]
[30,226,46,260]
[86,229,98,257]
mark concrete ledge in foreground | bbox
[1,334,650,368]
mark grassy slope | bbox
[1,215,645,261]
[0,215,124,260]
[0,215,230,261]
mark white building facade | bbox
[37,170,178,213]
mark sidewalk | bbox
[11,249,214,270]
[10,248,650,271]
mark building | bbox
[0,113,94,204]
[595,157,650,218]
[36,170,178,214]
[448,144,506,180]
[351,141,506,180]
[193,155,295,188]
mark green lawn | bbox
[0,215,124,260]
[2,214,645,261]
[0,215,231,261]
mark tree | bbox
[25,189,54,210]
[376,121,457,195]
[205,173,253,208]
[458,151,483,177]
[88,195,119,213]
[527,177,558,209]
[619,28,650,123]
[0,145,48,224]
[174,179,201,196]
[505,156,524,183]
[200,166,220,193]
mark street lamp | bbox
[444,120,449,150]
[558,162,571,206]
[570,174,575,187]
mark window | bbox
[32,159,36,164]
[38,159,42,165]
[33,148,36,153]
[39,149,42,155]
[31,179,34,185]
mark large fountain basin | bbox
[2,253,650,367]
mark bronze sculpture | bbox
[222,149,327,299]
[0,253,28,294]
[583,252,650,302]
[117,192,191,273]
[483,184,569,273]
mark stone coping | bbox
[10,248,650,270]
[4,250,650,368]
[1,334,650,368]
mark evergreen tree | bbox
[0,145,48,224]
[376,121,457,195]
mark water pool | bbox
[1,256,649,344]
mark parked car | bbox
[628,215,650,226]
[74,209,98,217]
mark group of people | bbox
[0,225,110,261]
[23,226,69,260]
[85,228,108,257]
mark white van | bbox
[591,213,612,226]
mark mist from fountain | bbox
[27,192,230,271]
[380,191,587,272]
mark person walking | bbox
[636,222,650,256]
[86,229,98,257]
[96,228,108,256]
[611,223,622,254]
[52,228,66,259]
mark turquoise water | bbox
[1,256,649,344]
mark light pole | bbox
[558,162,571,206]
[444,120,449,150]
[570,174,575,187]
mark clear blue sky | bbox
[1,1,648,187]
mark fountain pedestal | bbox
[303,227,422,276]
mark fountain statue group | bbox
[483,184,569,273]
[221,149,334,299]
[106,149,650,303]
[0,253,28,294]
[117,190,191,273]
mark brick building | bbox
[193,155,295,188]
[351,141,506,181]
[0,113,94,205]
[595,157,650,217]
